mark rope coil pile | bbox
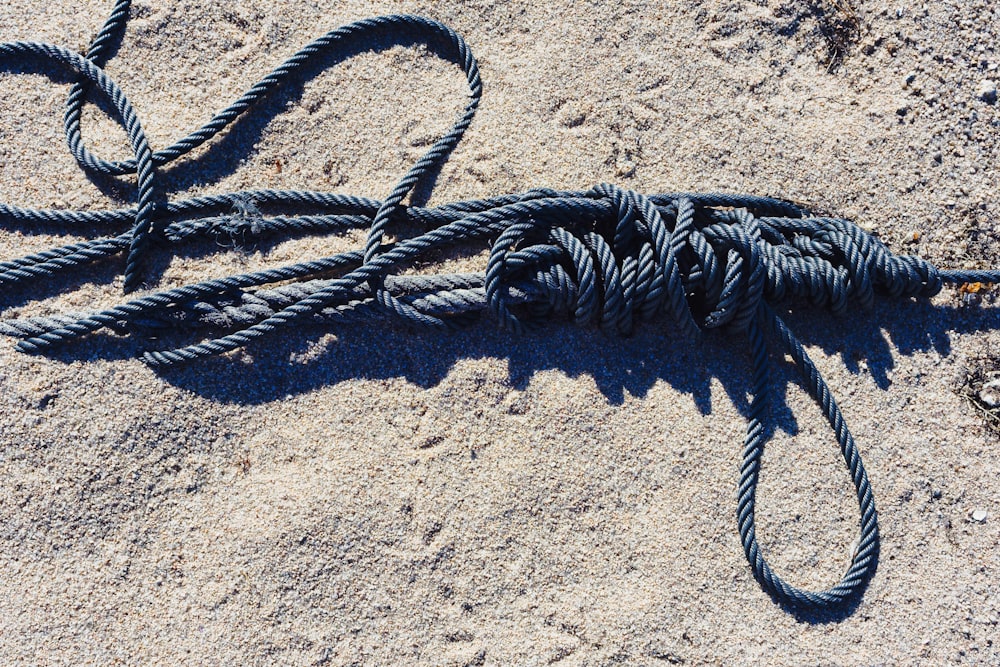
[1,0,996,613]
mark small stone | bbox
[970,509,987,523]
[931,488,942,500]
[615,159,636,178]
[978,79,997,104]
[978,379,1000,407]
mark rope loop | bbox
[1,0,997,615]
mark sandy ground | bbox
[0,0,998,664]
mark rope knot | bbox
[485,185,776,338]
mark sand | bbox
[0,0,997,664]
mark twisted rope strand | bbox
[1,2,996,614]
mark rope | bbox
[0,0,995,613]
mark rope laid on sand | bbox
[0,0,995,613]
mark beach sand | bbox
[0,0,998,664]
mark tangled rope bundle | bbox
[1,0,996,613]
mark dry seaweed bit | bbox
[957,358,1000,434]
[958,282,990,295]
[1,0,997,615]
[811,0,862,70]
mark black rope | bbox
[1,0,995,613]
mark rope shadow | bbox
[22,292,992,428]
[776,295,1000,389]
[135,292,993,408]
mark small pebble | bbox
[931,489,942,500]
[978,79,998,104]
[970,509,987,523]
[615,159,636,178]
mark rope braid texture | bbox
[1,0,996,613]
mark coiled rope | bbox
[1,0,995,613]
